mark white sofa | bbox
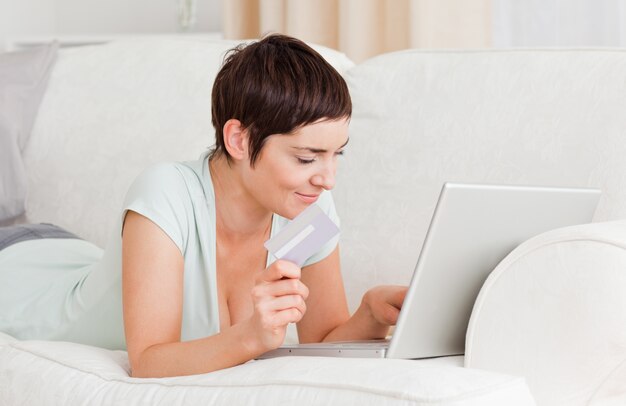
[1,37,626,405]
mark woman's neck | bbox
[209,155,272,240]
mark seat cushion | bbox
[0,337,535,405]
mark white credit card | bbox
[264,203,339,267]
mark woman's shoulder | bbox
[129,159,206,197]
[133,161,194,185]
[123,161,206,216]
[121,160,209,254]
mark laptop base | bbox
[257,340,389,359]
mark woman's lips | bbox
[295,192,320,203]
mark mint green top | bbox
[0,151,340,350]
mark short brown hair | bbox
[209,34,352,166]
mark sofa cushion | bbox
[0,42,57,223]
[0,337,535,405]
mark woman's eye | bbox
[297,157,316,165]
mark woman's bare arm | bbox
[296,247,349,342]
[298,246,407,343]
[122,211,306,377]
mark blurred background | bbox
[1,0,626,62]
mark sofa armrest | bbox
[465,220,626,406]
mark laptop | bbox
[258,182,601,359]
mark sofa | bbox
[1,37,625,405]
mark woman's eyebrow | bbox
[291,138,350,154]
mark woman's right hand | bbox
[246,259,309,352]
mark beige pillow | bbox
[0,42,58,224]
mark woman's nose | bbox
[310,162,336,190]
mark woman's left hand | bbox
[361,285,408,335]
[317,284,409,343]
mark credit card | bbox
[264,203,340,267]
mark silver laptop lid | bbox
[386,182,600,359]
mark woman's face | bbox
[242,118,349,219]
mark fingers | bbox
[379,302,401,326]
[388,286,408,309]
[258,260,301,283]
[273,307,306,325]
[252,277,309,300]
[247,261,308,351]
[250,260,309,336]
[252,294,307,333]
[258,306,306,330]
[366,285,409,326]
[257,294,307,319]
[253,259,308,305]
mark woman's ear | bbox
[222,119,248,161]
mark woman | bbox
[0,34,407,377]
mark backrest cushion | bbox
[0,43,57,223]
[336,49,626,310]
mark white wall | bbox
[55,0,221,34]
[0,0,222,51]
[0,0,56,40]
